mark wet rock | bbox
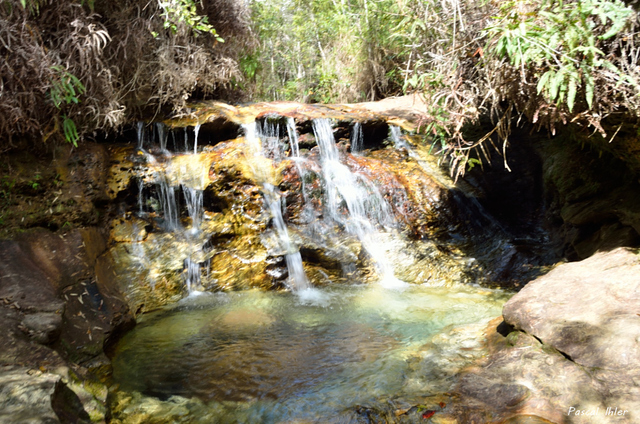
[0,229,128,422]
[457,375,530,409]
[11,229,133,363]
[96,242,185,316]
[21,313,63,345]
[0,366,62,424]
[109,216,148,243]
[454,330,605,424]
[165,95,427,133]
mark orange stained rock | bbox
[165,95,427,132]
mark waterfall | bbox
[137,178,144,216]
[136,122,144,149]
[389,125,407,149]
[158,179,180,231]
[264,183,310,290]
[242,122,311,292]
[351,122,364,154]
[259,118,283,159]
[313,118,404,288]
[183,185,203,231]
[157,123,168,152]
[193,124,201,154]
[184,257,201,293]
[286,117,300,157]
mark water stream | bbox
[313,118,402,287]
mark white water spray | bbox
[193,124,201,154]
[351,122,364,154]
[313,118,405,288]
[242,122,312,293]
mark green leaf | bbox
[567,74,577,112]
[584,72,595,109]
[549,69,565,101]
[62,116,79,147]
[537,70,553,95]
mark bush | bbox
[0,0,250,148]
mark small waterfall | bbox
[184,257,201,294]
[157,123,168,151]
[313,118,403,287]
[264,183,310,290]
[183,185,203,231]
[193,124,201,154]
[260,118,283,159]
[286,118,316,224]
[351,122,364,154]
[137,178,144,215]
[242,122,311,292]
[158,179,180,231]
[389,125,407,149]
[136,122,144,149]
[286,117,300,157]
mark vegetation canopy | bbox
[242,0,640,178]
[0,0,249,148]
[1,0,638,175]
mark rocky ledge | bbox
[450,247,640,423]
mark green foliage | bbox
[29,173,41,189]
[239,53,261,81]
[0,175,16,201]
[158,0,224,41]
[18,0,42,14]
[485,0,634,112]
[48,65,85,146]
[244,0,406,102]
[62,116,79,147]
[49,66,85,108]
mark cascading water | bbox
[264,183,310,291]
[389,124,407,150]
[157,122,168,152]
[182,185,203,231]
[351,121,364,153]
[242,121,312,293]
[193,123,201,154]
[157,179,180,231]
[136,121,144,149]
[110,102,522,423]
[130,121,213,297]
[286,117,300,157]
[313,118,404,287]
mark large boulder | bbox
[503,247,640,371]
[453,248,640,423]
[0,229,133,423]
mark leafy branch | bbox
[48,65,86,146]
[485,0,634,113]
[158,0,224,41]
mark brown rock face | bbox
[0,228,133,423]
[0,229,133,364]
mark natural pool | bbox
[111,283,510,422]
